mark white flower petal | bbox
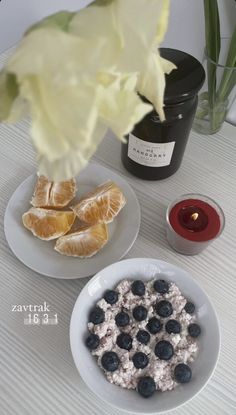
[156,0,170,43]
[137,50,174,121]
[2,0,173,180]
[38,122,107,181]
[97,76,152,139]
[160,57,177,74]
[6,28,108,79]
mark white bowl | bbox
[70,258,220,414]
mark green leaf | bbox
[204,0,221,108]
[225,26,236,68]
[0,71,19,121]
[90,0,115,5]
[25,11,76,36]
[204,0,221,63]
[217,26,236,102]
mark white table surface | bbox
[0,48,236,415]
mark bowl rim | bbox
[70,258,221,414]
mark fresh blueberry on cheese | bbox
[89,306,105,324]
[101,351,120,372]
[132,352,149,369]
[133,305,148,321]
[136,330,150,345]
[174,363,192,383]
[85,333,100,350]
[155,340,174,360]
[104,290,119,305]
[115,311,130,327]
[153,279,169,294]
[116,333,133,351]
[165,319,181,334]
[146,317,162,334]
[137,377,156,398]
[155,300,173,318]
[188,323,201,338]
[131,280,145,296]
[184,301,195,314]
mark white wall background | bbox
[0,0,235,120]
[0,0,91,53]
[0,0,235,57]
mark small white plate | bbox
[70,258,220,414]
[4,163,140,279]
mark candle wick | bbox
[191,213,199,221]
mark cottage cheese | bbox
[87,279,199,392]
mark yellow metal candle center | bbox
[191,213,199,221]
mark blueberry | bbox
[132,352,149,369]
[133,305,148,321]
[136,330,150,345]
[184,301,195,314]
[104,290,119,305]
[146,317,162,334]
[137,377,156,398]
[155,340,174,360]
[101,351,120,372]
[154,279,169,294]
[165,319,181,334]
[174,363,192,383]
[116,332,133,350]
[155,300,173,318]
[89,306,105,324]
[115,311,130,327]
[131,280,145,296]
[188,323,201,338]
[85,333,100,350]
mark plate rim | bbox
[70,257,221,414]
[4,163,141,279]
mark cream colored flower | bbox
[5,28,151,179]
[1,0,174,180]
[96,72,152,140]
[70,0,176,119]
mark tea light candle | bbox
[166,194,225,255]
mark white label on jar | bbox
[128,133,175,167]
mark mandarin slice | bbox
[54,223,108,257]
[22,208,75,241]
[71,181,126,224]
[31,175,77,208]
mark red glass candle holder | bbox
[166,194,225,255]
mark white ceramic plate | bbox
[4,163,140,279]
[70,258,220,414]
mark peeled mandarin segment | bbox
[71,181,126,225]
[49,178,77,207]
[22,208,75,240]
[31,175,77,208]
[31,175,51,208]
[54,223,108,257]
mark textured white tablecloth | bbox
[0,48,236,415]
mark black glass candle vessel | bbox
[121,48,205,180]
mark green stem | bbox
[204,0,221,109]
[217,26,236,102]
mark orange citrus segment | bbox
[31,175,77,208]
[30,176,51,208]
[71,181,126,224]
[22,208,75,240]
[54,223,108,257]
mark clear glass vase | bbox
[193,41,236,135]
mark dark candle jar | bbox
[121,48,205,180]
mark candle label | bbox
[128,133,175,167]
